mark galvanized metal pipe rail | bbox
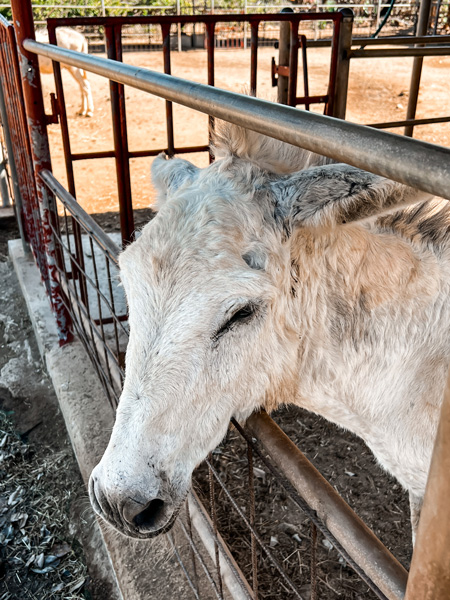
[23,39,450,200]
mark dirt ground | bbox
[41,46,450,218]
[0,217,114,600]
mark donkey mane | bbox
[212,121,332,175]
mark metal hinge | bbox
[271,57,290,87]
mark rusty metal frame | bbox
[23,38,450,199]
[2,7,72,343]
[44,11,344,246]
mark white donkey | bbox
[36,27,94,117]
[89,122,448,542]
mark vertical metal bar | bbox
[310,522,318,600]
[404,0,433,137]
[186,499,200,594]
[5,22,44,276]
[48,24,89,308]
[277,8,294,105]
[161,23,175,157]
[333,8,354,120]
[404,370,450,600]
[249,21,259,96]
[433,0,443,34]
[299,35,310,111]
[287,21,300,108]
[10,0,72,344]
[205,21,215,158]
[105,24,135,245]
[208,461,223,599]
[247,444,259,600]
[176,0,182,52]
[376,0,382,32]
[325,16,342,117]
[244,0,248,50]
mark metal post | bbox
[404,370,450,599]
[10,0,72,343]
[433,0,443,34]
[101,0,106,17]
[376,0,382,32]
[277,7,294,105]
[244,0,248,50]
[333,8,354,120]
[105,25,135,245]
[404,0,433,137]
[177,0,182,53]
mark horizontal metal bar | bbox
[351,34,450,46]
[129,145,210,159]
[308,34,450,49]
[47,12,342,27]
[369,115,450,129]
[25,39,450,200]
[39,169,121,264]
[71,150,116,161]
[71,145,211,162]
[350,46,450,58]
[246,411,408,600]
[295,94,328,105]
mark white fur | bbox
[36,27,94,117]
[90,123,448,541]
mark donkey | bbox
[36,27,94,117]
[89,122,449,542]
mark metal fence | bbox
[3,0,450,598]
[2,0,450,37]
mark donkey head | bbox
[89,151,424,538]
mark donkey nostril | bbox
[134,498,165,530]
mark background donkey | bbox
[89,123,448,542]
[36,27,94,117]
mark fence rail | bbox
[23,36,450,200]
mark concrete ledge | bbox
[8,239,189,600]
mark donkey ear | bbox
[151,153,199,206]
[271,163,432,231]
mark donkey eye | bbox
[213,304,257,341]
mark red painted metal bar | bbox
[71,145,211,161]
[325,14,342,116]
[105,24,135,245]
[47,23,89,307]
[287,21,300,108]
[47,13,343,28]
[161,23,175,158]
[0,19,37,254]
[10,0,72,344]
[296,94,329,106]
[299,35,310,111]
[205,22,215,160]
[249,20,259,96]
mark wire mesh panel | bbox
[0,16,48,284]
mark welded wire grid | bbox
[39,172,126,409]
